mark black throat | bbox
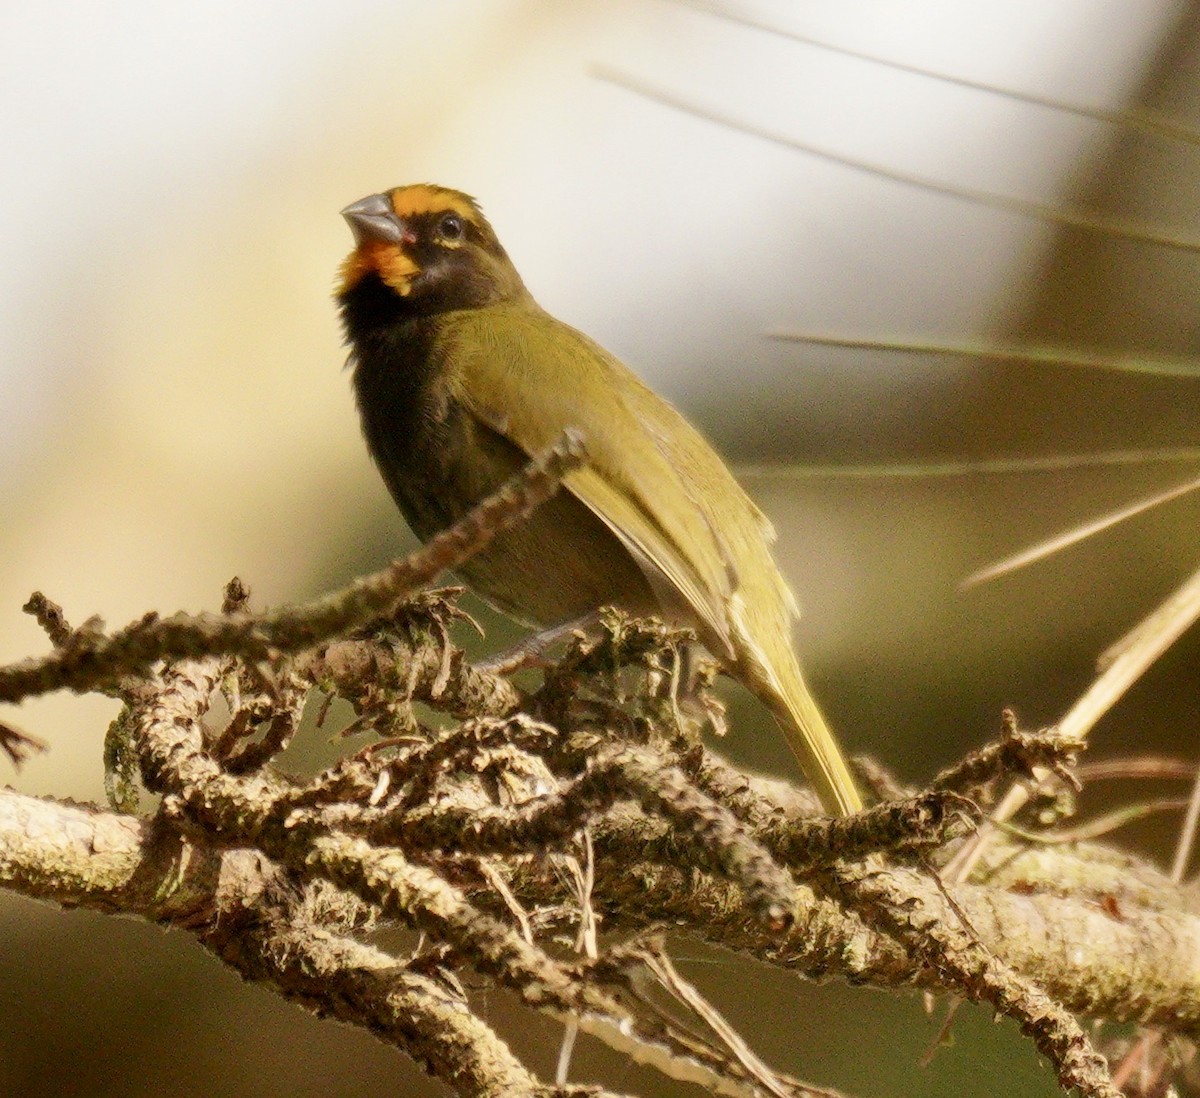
[339,270,424,342]
[341,273,445,481]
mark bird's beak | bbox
[341,193,406,245]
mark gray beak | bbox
[341,193,405,244]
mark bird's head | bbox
[337,184,526,322]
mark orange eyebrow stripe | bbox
[388,184,480,224]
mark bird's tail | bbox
[758,649,862,816]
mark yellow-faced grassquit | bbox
[337,183,861,815]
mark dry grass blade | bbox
[677,0,1200,148]
[1060,562,1200,742]
[739,446,1200,482]
[639,948,808,1098]
[1170,764,1200,883]
[770,331,1200,379]
[476,859,534,944]
[1078,757,1198,782]
[556,834,597,1086]
[962,474,1200,588]
[998,798,1190,844]
[593,66,1200,255]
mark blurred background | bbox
[2,1,1199,1094]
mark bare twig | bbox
[0,433,583,707]
[947,562,1200,883]
[0,720,47,767]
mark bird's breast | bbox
[351,322,659,629]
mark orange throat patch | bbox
[339,240,419,297]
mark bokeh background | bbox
[2,1,1199,1094]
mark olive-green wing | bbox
[435,304,740,656]
[437,303,862,815]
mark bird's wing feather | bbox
[436,305,747,655]
[613,362,800,625]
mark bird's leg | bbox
[474,612,603,675]
[676,641,727,738]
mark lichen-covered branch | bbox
[577,807,1200,1037]
[0,789,617,1098]
[2,455,1197,1094]
[828,860,1119,1098]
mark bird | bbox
[337,183,862,815]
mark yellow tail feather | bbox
[761,655,862,816]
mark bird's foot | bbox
[474,612,602,675]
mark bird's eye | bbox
[438,213,465,241]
